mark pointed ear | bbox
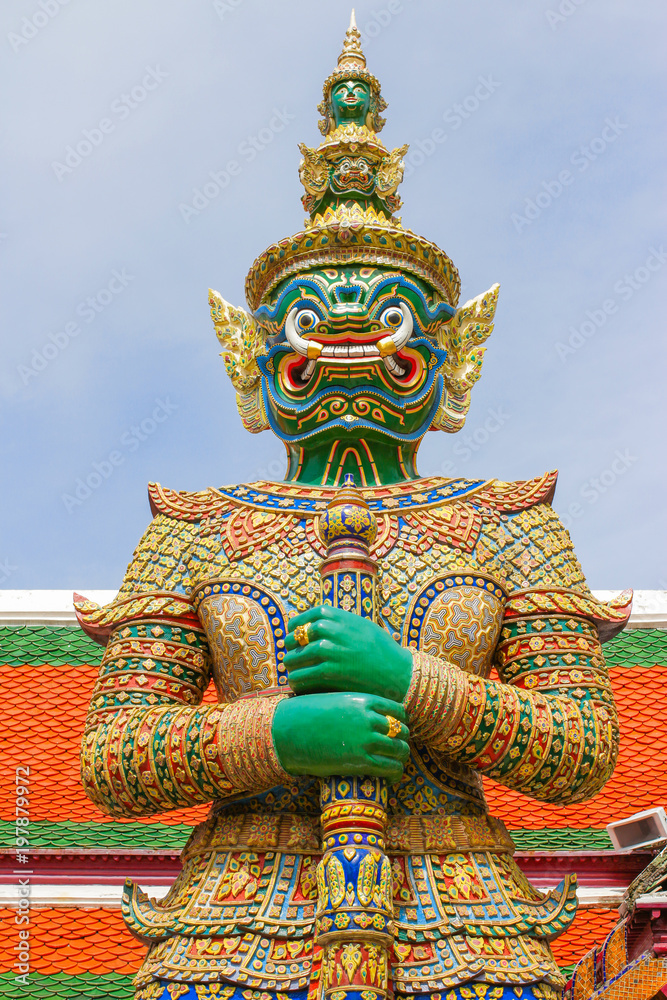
[431,283,500,434]
[209,290,269,433]
[376,144,409,199]
[298,144,328,197]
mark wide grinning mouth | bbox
[320,344,382,361]
[285,304,414,379]
[300,323,390,360]
[285,345,421,389]
[317,339,382,360]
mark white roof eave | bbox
[0,589,665,628]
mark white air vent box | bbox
[606,807,667,851]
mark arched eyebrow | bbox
[254,279,331,322]
[365,276,457,323]
[255,274,457,326]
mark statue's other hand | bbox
[284,605,413,703]
[272,692,410,782]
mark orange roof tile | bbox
[0,904,620,976]
[549,906,619,968]
[0,907,143,974]
[485,665,667,828]
[0,660,214,825]
[2,660,665,831]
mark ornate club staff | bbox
[307,475,395,1000]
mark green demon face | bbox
[254,267,455,449]
[331,79,372,128]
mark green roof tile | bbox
[0,973,134,998]
[0,624,664,669]
[604,628,667,667]
[509,827,613,850]
[0,819,613,853]
[0,819,191,851]
[0,626,102,667]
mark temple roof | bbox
[0,908,143,995]
[1,592,665,993]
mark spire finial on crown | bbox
[337,9,366,72]
[243,13,462,314]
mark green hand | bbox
[283,605,413,703]
[272,692,410,781]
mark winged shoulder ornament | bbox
[375,144,409,199]
[298,144,329,198]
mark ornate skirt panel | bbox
[138,984,560,1000]
[127,835,572,992]
[138,983,308,999]
[178,810,515,864]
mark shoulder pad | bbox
[147,482,230,521]
[505,587,633,643]
[472,470,558,513]
[73,590,199,645]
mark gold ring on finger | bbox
[386,715,402,739]
[294,623,311,646]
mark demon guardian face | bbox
[253,267,456,446]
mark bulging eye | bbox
[380,306,404,329]
[295,309,319,332]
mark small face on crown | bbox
[331,79,372,128]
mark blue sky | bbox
[1,0,665,591]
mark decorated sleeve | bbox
[403,586,630,804]
[401,483,632,804]
[80,615,290,817]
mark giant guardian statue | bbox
[78,15,631,1000]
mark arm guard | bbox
[80,612,289,818]
[404,591,623,805]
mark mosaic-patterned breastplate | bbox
[115,472,585,825]
[188,507,507,818]
[194,580,291,701]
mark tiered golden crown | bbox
[244,12,460,312]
